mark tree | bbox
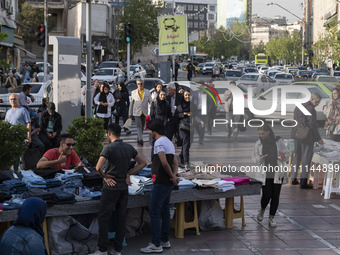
[120,0,162,54]
[250,41,265,60]
[18,2,44,42]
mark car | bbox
[296,70,313,80]
[0,81,52,113]
[312,70,329,80]
[201,62,215,74]
[273,73,295,85]
[92,68,124,86]
[98,61,121,69]
[330,70,340,82]
[225,70,243,81]
[244,85,331,121]
[266,70,280,79]
[197,63,205,73]
[125,78,166,95]
[242,67,258,75]
[236,73,275,95]
[130,64,147,79]
[284,68,299,77]
[291,81,337,98]
[258,66,269,74]
[314,75,340,86]
[36,62,52,72]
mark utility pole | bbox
[267,2,304,65]
[172,0,175,81]
[85,0,92,117]
[44,0,47,82]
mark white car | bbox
[244,85,331,121]
[273,73,295,86]
[0,81,52,113]
[237,73,274,95]
[36,62,52,72]
[92,68,124,86]
[130,64,146,79]
[331,70,340,82]
[258,66,269,74]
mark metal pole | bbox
[44,0,47,82]
[85,0,92,117]
[171,0,175,81]
[127,42,130,81]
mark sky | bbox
[252,0,303,23]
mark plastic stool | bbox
[224,196,245,228]
[171,201,200,238]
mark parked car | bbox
[197,63,205,73]
[0,81,52,113]
[314,75,340,86]
[236,73,275,95]
[273,73,295,85]
[312,70,329,80]
[225,70,243,81]
[258,66,269,74]
[244,85,331,121]
[99,61,121,69]
[36,62,52,72]
[242,67,258,75]
[266,70,280,79]
[92,68,124,86]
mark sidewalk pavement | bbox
[122,140,340,255]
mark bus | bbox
[255,54,268,66]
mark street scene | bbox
[1,0,340,254]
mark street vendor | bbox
[36,133,83,169]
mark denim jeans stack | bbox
[55,173,83,188]
[24,188,56,206]
[48,188,76,204]
[0,179,27,194]
[21,170,47,189]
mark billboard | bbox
[217,0,248,28]
[157,15,188,55]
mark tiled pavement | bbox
[122,184,340,255]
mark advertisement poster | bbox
[157,15,188,55]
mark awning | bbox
[0,17,17,29]
[14,45,36,59]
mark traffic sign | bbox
[152,47,159,55]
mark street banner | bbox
[157,15,188,55]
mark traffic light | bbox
[124,23,133,43]
[37,25,45,47]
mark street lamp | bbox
[267,2,305,65]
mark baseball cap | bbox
[187,58,191,61]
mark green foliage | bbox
[18,2,44,41]
[190,22,251,60]
[67,116,106,167]
[250,41,265,60]
[266,31,302,65]
[0,22,10,70]
[120,0,161,54]
[0,122,28,172]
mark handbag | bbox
[179,122,190,132]
[292,123,310,141]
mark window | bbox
[261,75,267,82]
[199,14,204,20]
[194,22,198,28]
[199,22,206,28]
[199,5,205,11]
[209,5,215,12]
[194,5,198,11]
[188,4,193,11]
[188,21,193,28]
[208,14,214,20]
[194,14,198,20]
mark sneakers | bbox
[300,184,313,189]
[140,243,163,253]
[257,208,265,222]
[291,179,299,185]
[125,130,131,135]
[88,250,107,255]
[161,241,171,248]
[268,217,277,228]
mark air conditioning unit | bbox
[7,5,13,14]
[5,0,9,9]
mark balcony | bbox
[27,0,65,9]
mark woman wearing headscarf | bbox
[252,124,290,228]
[94,83,115,130]
[324,87,340,141]
[151,83,163,100]
[150,90,171,126]
[0,197,48,255]
[176,90,191,169]
[113,82,131,135]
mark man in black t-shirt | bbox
[92,123,147,255]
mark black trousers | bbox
[179,129,190,164]
[98,188,128,252]
[261,178,282,217]
[115,115,128,131]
